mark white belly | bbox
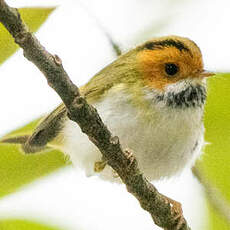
[61,89,204,182]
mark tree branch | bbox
[0,1,191,229]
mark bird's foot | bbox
[94,160,107,172]
[112,170,119,178]
[162,195,185,230]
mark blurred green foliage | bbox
[0,6,68,199]
[206,201,230,230]
[0,219,62,230]
[0,7,55,65]
[0,119,67,198]
[0,7,68,229]
[196,73,230,229]
[202,74,230,201]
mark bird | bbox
[2,35,214,226]
[3,35,213,185]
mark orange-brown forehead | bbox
[136,38,204,90]
[138,46,203,72]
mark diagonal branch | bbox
[0,1,191,229]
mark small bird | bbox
[3,35,213,183]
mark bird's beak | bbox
[199,70,215,78]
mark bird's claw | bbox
[94,160,107,172]
[124,148,135,169]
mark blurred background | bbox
[0,0,230,229]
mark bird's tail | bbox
[1,135,47,153]
[1,135,30,144]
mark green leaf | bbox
[0,7,66,198]
[0,7,55,65]
[0,120,67,198]
[0,219,62,230]
[196,73,230,229]
[200,73,230,201]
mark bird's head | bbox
[129,35,214,108]
[83,36,214,109]
[136,35,213,90]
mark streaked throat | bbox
[156,84,206,109]
[145,80,207,109]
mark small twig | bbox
[0,1,190,229]
[78,2,122,56]
[106,34,122,56]
[193,167,230,224]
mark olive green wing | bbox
[2,49,138,153]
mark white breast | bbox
[61,86,205,182]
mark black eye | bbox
[165,63,178,76]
